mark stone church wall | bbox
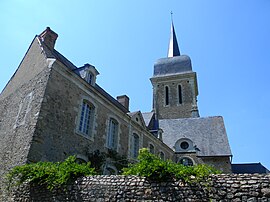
[0,38,52,198]
[7,174,270,201]
[201,156,232,174]
[27,61,173,164]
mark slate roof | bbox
[95,84,129,113]
[127,111,139,117]
[127,111,147,128]
[232,163,269,174]
[38,36,128,114]
[159,116,232,157]
[142,112,154,127]
[39,37,77,70]
[153,55,192,77]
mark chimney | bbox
[117,95,129,111]
[39,27,58,50]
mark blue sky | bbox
[1,0,269,169]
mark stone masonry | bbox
[8,174,270,202]
[1,25,235,200]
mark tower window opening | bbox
[178,85,182,104]
[165,86,169,105]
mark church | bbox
[0,24,232,177]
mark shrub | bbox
[6,156,96,190]
[122,148,221,182]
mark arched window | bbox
[149,144,155,154]
[103,164,118,175]
[78,100,95,137]
[75,154,88,164]
[165,86,169,105]
[159,151,165,160]
[179,157,194,166]
[75,158,87,164]
[107,118,119,150]
[132,133,140,158]
[178,84,182,104]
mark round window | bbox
[180,141,189,150]
[179,157,193,166]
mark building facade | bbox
[0,25,232,181]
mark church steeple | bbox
[151,18,199,119]
[167,21,180,57]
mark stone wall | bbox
[8,174,270,201]
[28,61,174,165]
[0,38,52,199]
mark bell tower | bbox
[150,22,199,119]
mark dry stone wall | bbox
[8,174,270,202]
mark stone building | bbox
[0,23,232,179]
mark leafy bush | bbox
[122,148,221,182]
[6,156,96,190]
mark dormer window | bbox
[74,63,99,86]
[180,141,189,150]
[86,72,93,85]
[175,138,196,153]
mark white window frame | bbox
[86,72,94,85]
[77,100,95,139]
[131,133,140,158]
[107,118,119,150]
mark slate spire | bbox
[167,19,180,57]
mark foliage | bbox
[88,149,128,174]
[88,150,106,173]
[6,156,96,191]
[106,149,129,174]
[122,148,221,182]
